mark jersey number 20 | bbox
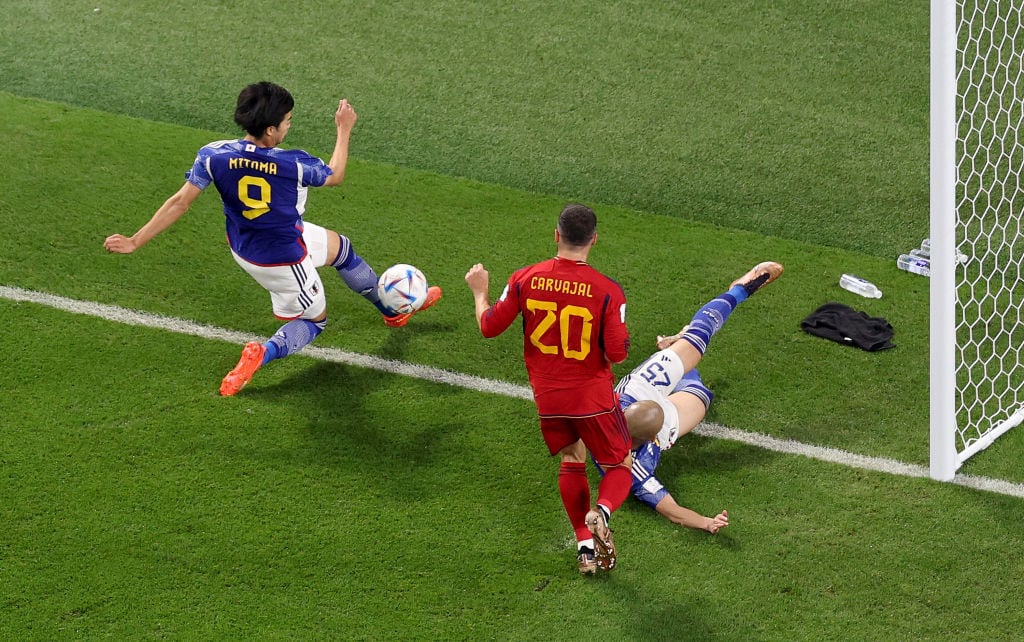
[525,298,594,361]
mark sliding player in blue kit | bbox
[104,82,440,395]
[597,261,783,533]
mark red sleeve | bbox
[479,278,522,338]
[602,286,630,364]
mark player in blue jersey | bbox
[598,261,783,533]
[104,82,441,396]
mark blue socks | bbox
[727,283,749,305]
[262,319,327,365]
[675,368,715,408]
[680,285,747,355]
[331,234,390,314]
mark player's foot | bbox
[730,261,784,296]
[585,509,616,571]
[656,262,783,350]
[577,546,597,575]
[219,341,266,396]
[383,285,443,328]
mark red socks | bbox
[560,460,633,542]
[558,461,592,542]
[596,464,632,515]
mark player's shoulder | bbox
[510,260,552,280]
[566,259,618,280]
[194,139,245,162]
[581,264,626,297]
[261,146,322,164]
[269,146,315,158]
[199,138,244,153]
[635,440,661,461]
[631,441,662,477]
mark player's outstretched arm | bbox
[104,182,201,254]
[323,99,357,187]
[654,495,729,534]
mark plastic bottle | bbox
[840,274,882,298]
[897,254,931,276]
[920,238,969,264]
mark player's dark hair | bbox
[557,203,597,247]
[234,82,295,138]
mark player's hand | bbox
[656,335,677,350]
[103,234,137,254]
[335,99,357,131]
[464,263,490,294]
[705,509,729,534]
[656,325,689,350]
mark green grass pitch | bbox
[1,2,1023,640]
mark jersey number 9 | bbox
[238,176,272,220]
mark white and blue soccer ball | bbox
[377,263,429,315]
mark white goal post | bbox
[931,0,1024,480]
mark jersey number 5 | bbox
[238,176,271,220]
[525,298,594,361]
[639,360,671,388]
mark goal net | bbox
[931,0,1024,480]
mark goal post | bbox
[930,0,1024,480]
[930,0,956,481]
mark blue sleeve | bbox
[632,471,669,510]
[594,443,670,510]
[185,146,214,190]
[295,151,332,187]
[630,443,670,510]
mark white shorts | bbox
[231,222,331,320]
[615,349,686,449]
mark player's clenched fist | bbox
[103,234,137,254]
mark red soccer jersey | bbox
[479,257,630,416]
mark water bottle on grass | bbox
[840,274,882,298]
[897,254,931,277]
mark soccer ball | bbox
[377,264,429,315]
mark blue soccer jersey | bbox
[186,139,334,265]
[627,441,669,509]
[593,440,669,510]
[595,367,713,510]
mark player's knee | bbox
[327,232,354,268]
[558,440,586,462]
[680,381,714,409]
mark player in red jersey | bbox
[465,203,633,574]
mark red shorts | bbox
[539,406,631,466]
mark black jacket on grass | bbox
[800,302,895,352]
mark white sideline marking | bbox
[4,284,1024,499]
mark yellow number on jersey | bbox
[526,298,594,361]
[238,176,271,220]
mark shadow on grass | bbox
[238,332,476,503]
[675,433,778,474]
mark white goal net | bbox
[931,0,1024,479]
